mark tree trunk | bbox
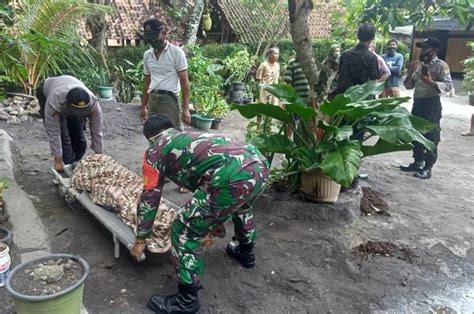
[86,0,109,68]
[184,0,205,45]
[288,0,318,88]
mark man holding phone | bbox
[401,37,453,179]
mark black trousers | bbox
[36,83,87,164]
[411,97,442,169]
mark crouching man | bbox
[36,75,103,172]
[131,114,268,313]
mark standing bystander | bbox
[140,18,191,129]
[381,39,404,97]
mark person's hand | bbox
[181,108,191,126]
[420,71,434,86]
[130,242,146,262]
[407,61,419,77]
[54,157,64,172]
[140,107,148,124]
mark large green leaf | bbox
[320,94,352,116]
[366,117,435,152]
[230,103,292,123]
[319,141,362,187]
[335,125,354,141]
[361,138,413,157]
[343,97,411,120]
[344,80,385,102]
[250,134,295,155]
[285,103,317,120]
[262,84,304,105]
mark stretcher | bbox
[51,165,179,260]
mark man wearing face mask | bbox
[401,37,453,179]
[140,18,191,130]
[381,39,404,97]
[36,75,103,172]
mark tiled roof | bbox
[217,0,339,44]
[79,0,187,41]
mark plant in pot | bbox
[462,41,474,105]
[96,68,113,99]
[194,94,215,131]
[232,81,435,203]
[268,163,295,201]
[125,59,144,103]
[223,50,252,103]
[0,177,10,223]
[210,96,230,129]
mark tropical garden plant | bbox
[232,81,435,189]
[462,42,474,95]
[1,0,109,95]
[223,49,253,83]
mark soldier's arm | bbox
[136,151,165,240]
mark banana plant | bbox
[231,80,435,187]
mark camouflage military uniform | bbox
[137,129,268,285]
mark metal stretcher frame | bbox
[51,166,179,259]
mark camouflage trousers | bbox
[170,160,268,285]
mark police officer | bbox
[401,38,453,179]
[36,75,104,172]
[131,114,268,313]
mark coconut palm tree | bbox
[3,0,109,94]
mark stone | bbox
[8,110,18,116]
[0,111,9,121]
[32,264,65,283]
[17,107,26,116]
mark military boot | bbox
[226,241,255,268]
[414,167,432,180]
[400,161,424,172]
[147,282,200,313]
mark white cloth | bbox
[143,42,188,94]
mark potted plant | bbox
[194,94,215,131]
[0,177,10,222]
[223,50,252,103]
[210,97,229,129]
[96,68,113,99]
[232,81,435,203]
[6,254,90,314]
[462,41,474,105]
[268,165,294,201]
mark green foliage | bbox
[232,81,435,187]
[0,177,10,201]
[1,0,110,95]
[462,42,474,93]
[109,45,147,70]
[223,49,253,82]
[187,44,228,117]
[332,0,473,38]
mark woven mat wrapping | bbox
[70,154,176,253]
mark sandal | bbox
[461,131,474,136]
[179,187,189,193]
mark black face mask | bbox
[387,47,396,56]
[419,50,435,63]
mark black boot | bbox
[147,282,200,313]
[226,241,255,268]
[414,168,432,180]
[400,161,424,172]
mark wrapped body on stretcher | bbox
[64,154,177,253]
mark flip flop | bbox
[179,187,189,193]
[461,132,474,136]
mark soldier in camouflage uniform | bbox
[131,114,268,313]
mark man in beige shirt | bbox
[256,47,280,105]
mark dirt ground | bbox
[1,94,473,313]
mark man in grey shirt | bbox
[401,38,453,179]
[36,75,103,172]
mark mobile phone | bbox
[421,64,429,76]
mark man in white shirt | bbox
[140,18,191,130]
